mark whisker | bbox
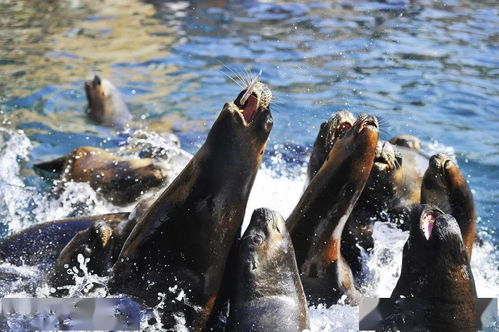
[217,60,248,88]
[244,65,255,86]
[219,69,244,89]
[234,65,250,88]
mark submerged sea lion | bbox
[389,134,421,151]
[35,146,168,206]
[108,79,273,330]
[227,208,309,332]
[84,75,132,128]
[385,204,477,331]
[287,114,379,305]
[421,153,476,257]
[0,213,129,271]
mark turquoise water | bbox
[0,0,498,328]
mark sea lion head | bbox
[206,79,273,168]
[374,141,401,172]
[319,110,356,152]
[362,141,403,202]
[328,113,379,166]
[84,75,131,127]
[306,110,356,182]
[409,204,468,262]
[389,134,422,151]
[421,153,461,212]
[232,207,309,332]
[389,204,477,330]
[239,208,293,281]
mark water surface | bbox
[0,0,498,330]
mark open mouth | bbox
[420,210,437,240]
[335,122,352,139]
[233,70,272,125]
[235,93,259,123]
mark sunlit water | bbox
[0,0,497,330]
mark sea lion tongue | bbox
[421,211,436,240]
[242,94,258,123]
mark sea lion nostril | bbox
[366,116,379,128]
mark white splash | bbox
[0,129,497,331]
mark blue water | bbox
[1,0,497,239]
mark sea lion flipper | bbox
[34,154,71,174]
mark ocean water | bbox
[0,0,498,330]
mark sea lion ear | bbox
[93,75,101,86]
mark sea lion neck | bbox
[287,115,378,270]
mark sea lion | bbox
[305,110,356,186]
[49,194,157,289]
[342,141,428,279]
[389,134,421,151]
[227,208,310,332]
[108,78,273,330]
[421,153,476,257]
[306,111,428,279]
[0,213,129,271]
[84,75,132,128]
[384,204,477,331]
[306,112,426,224]
[35,146,168,206]
[287,113,379,306]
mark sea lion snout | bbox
[417,205,463,244]
[233,80,272,126]
[355,113,379,134]
[429,153,454,176]
[243,208,283,246]
[374,141,400,170]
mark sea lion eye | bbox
[335,122,352,138]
